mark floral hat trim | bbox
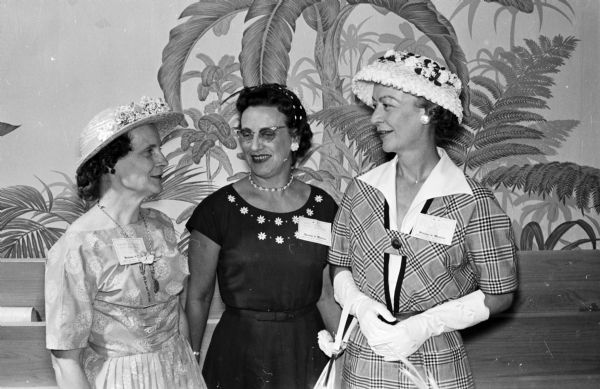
[76,96,183,172]
[113,96,174,131]
[352,50,463,122]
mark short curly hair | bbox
[236,83,312,165]
[415,96,462,149]
[76,135,132,201]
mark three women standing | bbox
[185,84,340,389]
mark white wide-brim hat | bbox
[76,97,183,173]
[352,50,463,123]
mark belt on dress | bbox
[226,305,316,321]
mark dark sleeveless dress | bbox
[186,183,338,389]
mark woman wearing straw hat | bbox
[326,51,518,388]
[45,97,206,388]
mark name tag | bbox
[297,217,332,246]
[411,214,456,245]
[113,238,148,265]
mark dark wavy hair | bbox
[76,135,132,201]
[415,96,462,149]
[236,83,312,164]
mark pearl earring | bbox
[290,142,299,152]
[420,115,430,125]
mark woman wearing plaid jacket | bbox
[326,51,518,388]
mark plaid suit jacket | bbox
[328,153,518,388]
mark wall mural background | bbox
[1,0,599,259]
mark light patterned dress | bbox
[45,208,206,389]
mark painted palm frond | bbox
[158,0,252,111]
[51,188,91,225]
[466,144,542,170]
[240,0,320,86]
[0,183,75,258]
[148,166,215,204]
[0,185,51,230]
[450,0,534,39]
[310,104,388,166]
[0,218,64,258]
[460,35,578,172]
[483,162,600,213]
[474,125,543,149]
[482,109,545,129]
[502,35,578,97]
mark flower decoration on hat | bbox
[351,49,464,122]
[114,97,171,129]
[383,51,462,90]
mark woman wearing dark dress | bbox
[185,84,341,389]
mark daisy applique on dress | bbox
[228,187,326,244]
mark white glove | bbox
[317,330,336,358]
[370,290,490,361]
[333,270,396,347]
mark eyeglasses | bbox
[235,125,286,143]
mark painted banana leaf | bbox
[158,0,253,112]
[240,0,321,85]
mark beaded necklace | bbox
[97,203,159,300]
[249,174,294,192]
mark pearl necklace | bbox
[249,174,294,192]
[97,203,159,300]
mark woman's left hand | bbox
[317,330,337,357]
[369,315,432,360]
[371,290,494,361]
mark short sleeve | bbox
[465,190,518,295]
[185,188,225,245]
[328,180,357,268]
[45,234,98,350]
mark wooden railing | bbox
[1,251,598,388]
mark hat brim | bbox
[351,61,463,123]
[75,111,184,173]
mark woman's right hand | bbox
[50,349,91,389]
[353,296,397,347]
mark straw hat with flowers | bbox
[76,96,183,173]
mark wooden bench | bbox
[463,250,600,388]
[1,251,599,388]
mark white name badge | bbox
[112,238,147,265]
[297,217,332,246]
[411,213,456,246]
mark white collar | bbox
[357,148,472,232]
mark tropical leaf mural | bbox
[2,0,595,257]
[153,0,596,251]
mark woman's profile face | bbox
[111,124,168,198]
[370,84,427,154]
[238,105,295,180]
